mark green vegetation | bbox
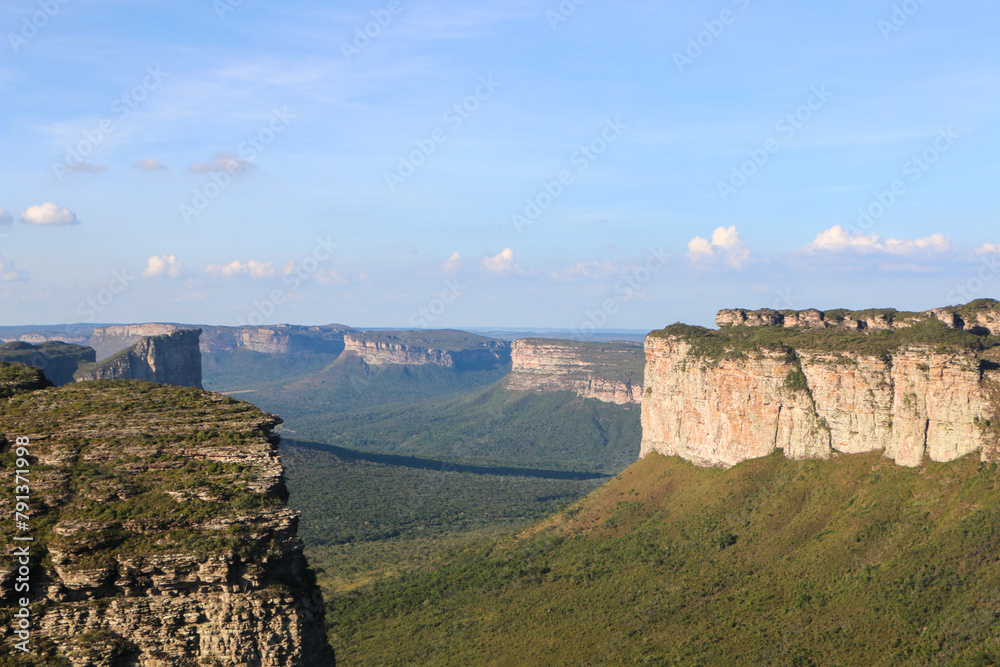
[327,451,1000,666]
[282,441,604,592]
[654,314,1000,361]
[0,340,95,385]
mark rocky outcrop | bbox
[715,299,1000,334]
[344,330,511,370]
[0,340,96,385]
[86,323,184,360]
[75,329,202,388]
[642,304,1000,468]
[0,381,334,665]
[505,338,643,404]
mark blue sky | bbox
[1,0,998,331]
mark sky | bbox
[0,0,998,331]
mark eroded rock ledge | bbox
[642,301,1000,468]
[506,338,644,404]
[0,377,334,666]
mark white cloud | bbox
[134,158,167,170]
[20,202,79,226]
[687,226,750,270]
[803,225,952,255]
[481,248,530,276]
[0,254,28,281]
[142,254,186,278]
[0,209,12,225]
[976,243,1000,255]
[188,151,252,173]
[441,251,462,274]
[206,259,276,278]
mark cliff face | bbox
[0,380,333,665]
[88,324,352,360]
[75,329,202,388]
[344,330,511,370]
[642,304,1000,468]
[505,338,643,404]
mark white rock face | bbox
[641,336,998,468]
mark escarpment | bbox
[505,338,643,404]
[642,301,1000,468]
[0,379,334,665]
[75,329,203,388]
[344,330,511,370]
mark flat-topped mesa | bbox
[715,299,1000,335]
[505,338,644,405]
[643,300,1000,469]
[75,329,203,388]
[344,330,511,370]
[0,381,334,664]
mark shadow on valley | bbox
[284,438,609,481]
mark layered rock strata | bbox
[75,329,203,388]
[0,379,334,665]
[505,338,643,404]
[344,330,511,370]
[642,306,1000,468]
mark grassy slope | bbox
[329,451,1000,666]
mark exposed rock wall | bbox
[75,329,202,388]
[0,381,334,665]
[344,331,511,370]
[88,324,352,360]
[505,338,643,404]
[641,335,1000,468]
[716,300,1000,334]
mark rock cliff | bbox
[505,338,643,404]
[344,330,511,370]
[87,323,352,361]
[642,302,1000,468]
[75,329,203,388]
[0,379,334,665]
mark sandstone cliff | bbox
[87,323,352,361]
[75,329,202,388]
[0,379,334,665]
[642,302,1000,468]
[505,338,643,404]
[344,330,511,370]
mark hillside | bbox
[328,450,1000,666]
[0,372,332,665]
